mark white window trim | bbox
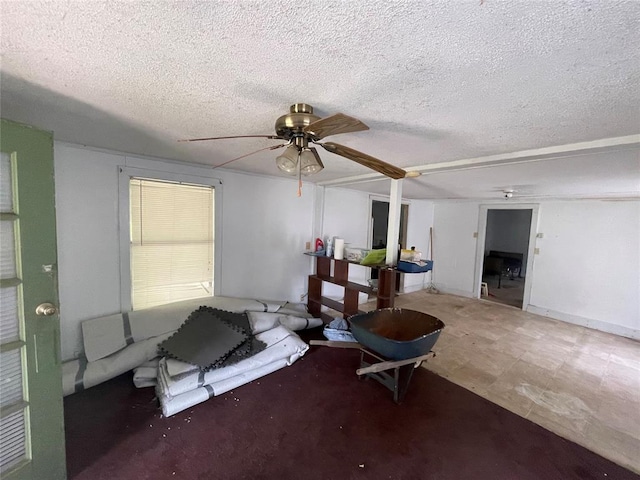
[118,166,223,312]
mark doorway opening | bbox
[370,199,408,291]
[478,208,535,309]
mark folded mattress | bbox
[82,296,288,362]
[156,325,308,416]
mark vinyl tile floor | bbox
[361,290,640,474]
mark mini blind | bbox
[0,152,27,474]
[130,178,214,310]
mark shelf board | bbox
[309,296,351,314]
[319,296,344,313]
[304,252,391,270]
[312,274,374,295]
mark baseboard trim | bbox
[526,305,639,340]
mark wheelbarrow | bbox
[310,308,445,403]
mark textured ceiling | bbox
[1,0,639,199]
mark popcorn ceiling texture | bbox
[1,1,638,198]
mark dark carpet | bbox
[64,331,638,480]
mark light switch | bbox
[536,233,544,238]
[305,241,311,250]
[473,232,478,238]
[534,248,540,254]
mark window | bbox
[128,177,215,310]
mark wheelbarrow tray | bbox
[348,308,445,360]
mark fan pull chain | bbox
[297,151,302,197]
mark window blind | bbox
[130,178,214,310]
[0,152,27,474]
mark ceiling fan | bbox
[179,103,407,182]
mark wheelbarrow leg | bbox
[394,364,418,404]
[358,350,427,404]
[315,342,434,404]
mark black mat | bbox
[202,308,267,368]
[159,307,247,370]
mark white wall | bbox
[54,143,314,360]
[432,200,640,338]
[321,187,373,296]
[528,200,640,336]
[404,199,435,292]
[218,170,314,301]
[55,146,122,360]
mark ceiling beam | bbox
[318,134,640,187]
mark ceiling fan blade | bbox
[310,147,323,165]
[211,143,287,170]
[178,134,283,142]
[304,113,369,139]
[321,142,406,179]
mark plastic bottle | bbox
[326,237,333,257]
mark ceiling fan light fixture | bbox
[299,148,324,176]
[275,145,299,175]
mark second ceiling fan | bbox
[180,103,407,180]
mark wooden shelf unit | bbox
[307,255,396,323]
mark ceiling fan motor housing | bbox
[275,103,321,141]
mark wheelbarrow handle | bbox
[356,352,435,375]
[309,340,362,349]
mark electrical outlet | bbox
[473,232,478,238]
[534,248,540,254]
[300,293,307,301]
[305,241,311,250]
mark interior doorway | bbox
[476,206,538,309]
[370,199,408,290]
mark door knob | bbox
[36,303,58,316]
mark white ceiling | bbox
[1,0,639,200]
